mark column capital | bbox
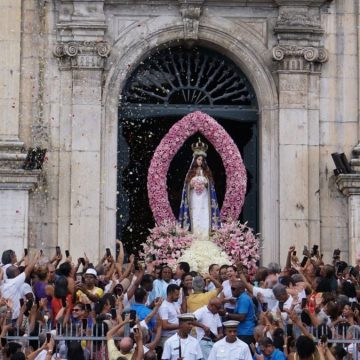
[178,0,205,40]
[272,45,328,73]
[53,41,111,70]
[336,174,360,197]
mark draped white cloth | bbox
[189,175,210,238]
[179,170,230,272]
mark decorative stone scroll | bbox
[53,41,111,70]
[178,0,204,40]
[272,45,328,72]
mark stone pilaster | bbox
[54,0,110,262]
[336,145,360,265]
[0,0,40,255]
[273,0,331,263]
[0,169,40,255]
[0,0,27,166]
[336,173,360,265]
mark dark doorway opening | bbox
[117,46,259,254]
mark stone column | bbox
[0,0,40,255]
[0,0,26,167]
[336,173,360,265]
[273,0,330,263]
[54,0,110,261]
[336,146,360,265]
[0,170,39,256]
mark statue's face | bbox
[196,156,203,167]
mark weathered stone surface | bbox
[3,0,360,268]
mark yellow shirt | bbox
[186,290,218,313]
[76,286,104,303]
[107,339,134,360]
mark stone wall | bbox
[0,0,359,266]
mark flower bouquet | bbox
[140,221,195,268]
[191,176,207,194]
[211,220,261,275]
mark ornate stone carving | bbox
[178,0,204,40]
[272,45,328,72]
[276,12,321,29]
[53,41,111,70]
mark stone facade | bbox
[0,0,359,266]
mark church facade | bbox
[0,0,359,266]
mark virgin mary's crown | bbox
[191,138,208,157]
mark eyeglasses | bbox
[72,309,80,312]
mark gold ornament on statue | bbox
[191,137,208,157]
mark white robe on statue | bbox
[189,175,210,238]
[179,173,230,272]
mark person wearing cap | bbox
[76,268,103,304]
[208,320,252,360]
[162,313,203,360]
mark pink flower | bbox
[147,111,247,224]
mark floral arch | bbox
[147,111,247,224]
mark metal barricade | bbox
[4,321,117,360]
[5,322,360,360]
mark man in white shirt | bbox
[238,271,278,310]
[159,284,181,346]
[205,264,220,291]
[208,320,252,360]
[173,262,190,286]
[162,313,203,360]
[271,284,293,322]
[193,298,223,359]
[1,252,39,319]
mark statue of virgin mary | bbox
[177,138,230,272]
[178,138,220,239]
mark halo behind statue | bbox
[147,111,247,224]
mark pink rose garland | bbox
[147,111,247,224]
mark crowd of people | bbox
[0,242,360,360]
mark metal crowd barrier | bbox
[4,323,360,360]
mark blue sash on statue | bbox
[178,180,220,232]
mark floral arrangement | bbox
[140,220,260,273]
[147,111,247,224]
[211,220,261,275]
[191,176,207,195]
[140,221,195,268]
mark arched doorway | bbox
[117,46,259,253]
